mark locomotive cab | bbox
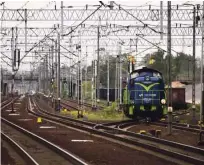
[124,67,166,120]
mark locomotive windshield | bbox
[130,71,162,79]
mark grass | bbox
[84,99,108,107]
[186,103,201,112]
[60,101,128,121]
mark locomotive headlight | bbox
[161,99,166,104]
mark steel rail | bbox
[1,97,19,110]
[1,132,39,165]
[104,119,204,133]
[0,99,11,107]
[152,122,201,133]
[64,98,104,109]
[1,117,88,165]
[32,97,95,127]
[31,96,204,165]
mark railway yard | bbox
[1,1,204,165]
[1,94,204,165]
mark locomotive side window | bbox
[131,72,139,79]
[153,72,162,78]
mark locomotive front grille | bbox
[144,105,151,111]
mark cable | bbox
[0,57,12,67]
[113,2,163,35]
[62,4,103,37]
[20,29,56,63]
[1,52,12,60]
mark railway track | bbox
[1,118,88,165]
[1,98,13,107]
[152,121,204,133]
[64,98,104,109]
[1,97,88,165]
[1,97,19,110]
[103,119,204,133]
[1,131,39,165]
[31,96,204,165]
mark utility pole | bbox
[107,51,110,106]
[80,33,82,109]
[115,55,118,102]
[167,1,172,135]
[51,45,54,107]
[11,27,14,71]
[97,24,100,105]
[119,43,122,107]
[77,48,79,105]
[11,27,15,113]
[94,60,97,108]
[57,32,61,111]
[85,46,88,103]
[91,60,94,108]
[192,6,196,122]
[55,39,57,103]
[24,8,27,53]
[160,1,163,40]
[48,48,51,94]
[200,1,204,131]
[15,27,18,53]
[69,34,72,98]
[45,53,48,95]
[78,36,82,109]
[61,1,64,39]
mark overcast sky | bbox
[0,0,203,73]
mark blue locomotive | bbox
[123,66,167,120]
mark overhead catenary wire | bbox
[62,4,103,37]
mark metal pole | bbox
[51,45,54,107]
[70,30,73,98]
[61,1,64,39]
[11,27,15,113]
[24,8,27,54]
[80,59,82,107]
[167,1,172,135]
[107,51,110,106]
[57,32,61,111]
[192,6,196,121]
[11,28,14,71]
[45,54,48,95]
[69,35,72,98]
[117,55,120,107]
[117,43,120,105]
[48,48,51,94]
[11,71,15,113]
[85,46,88,102]
[119,44,122,106]
[15,27,18,51]
[97,25,100,104]
[55,40,57,99]
[91,60,94,108]
[77,47,80,105]
[79,31,82,108]
[94,60,97,108]
[160,1,163,40]
[115,56,118,102]
[200,1,204,130]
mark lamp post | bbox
[57,97,61,111]
[11,70,15,113]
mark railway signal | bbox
[128,55,135,73]
[13,49,20,71]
